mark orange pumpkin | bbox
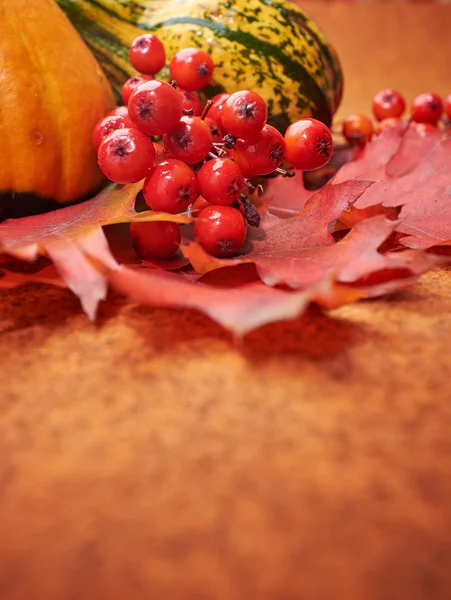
[0,0,115,209]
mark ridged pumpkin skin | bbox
[57,0,343,132]
[0,0,116,205]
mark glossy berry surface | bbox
[285,118,333,170]
[109,106,134,128]
[208,93,230,127]
[97,128,155,184]
[177,89,202,116]
[163,116,213,164]
[128,80,183,136]
[410,93,443,124]
[129,34,166,75]
[130,221,181,261]
[143,159,198,213]
[221,90,268,139]
[92,115,127,150]
[197,158,245,205]
[233,125,285,177]
[409,121,437,136]
[372,89,406,121]
[194,205,246,258]
[169,48,214,91]
[121,75,153,105]
[342,114,374,146]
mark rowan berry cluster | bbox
[93,34,333,259]
[341,89,451,147]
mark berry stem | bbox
[200,100,214,121]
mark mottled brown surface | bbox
[1,4,451,599]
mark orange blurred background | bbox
[301,1,451,120]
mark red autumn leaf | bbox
[103,262,363,336]
[385,125,441,178]
[182,210,443,293]
[182,179,375,284]
[353,137,451,248]
[102,229,445,336]
[261,171,313,217]
[0,183,190,317]
[333,126,405,184]
[334,125,445,230]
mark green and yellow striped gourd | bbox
[57,0,343,132]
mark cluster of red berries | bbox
[92,34,333,260]
[341,90,451,147]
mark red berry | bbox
[409,121,437,136]
[163,116,213,164]
[372,89,406,121]
[233,125,285,177]
[177,89,202,116]
[130,221,181,261]
[194,205,246,258]
[143,159,198,213]
[92,115,128,151]
[97,128,156,184]
[121,75,153,105]
[208,93,230,127]
[374,117,402,135]
[285,118,333,170]
[342,114,374,146]
[197,158,245,205]
[204,117,224,143]
[445,94,451,121]
[109,106,134,128]
[169,48,214,92]
[129,34,166,75]
[410,92,443,124]
[222,90,268,139]
[128,80,183,136]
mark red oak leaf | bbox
[354,137,451,248]
[0,183,190,317]
[385,126,441,177]
[182,179,375,284]
[261,171,313,218]
[333,126,405,184]
[102,238,445,336]
[104,263,363,337]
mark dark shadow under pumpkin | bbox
[0,186,104,221]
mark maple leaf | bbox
[0,183,190,317]
[354,137,451,248]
